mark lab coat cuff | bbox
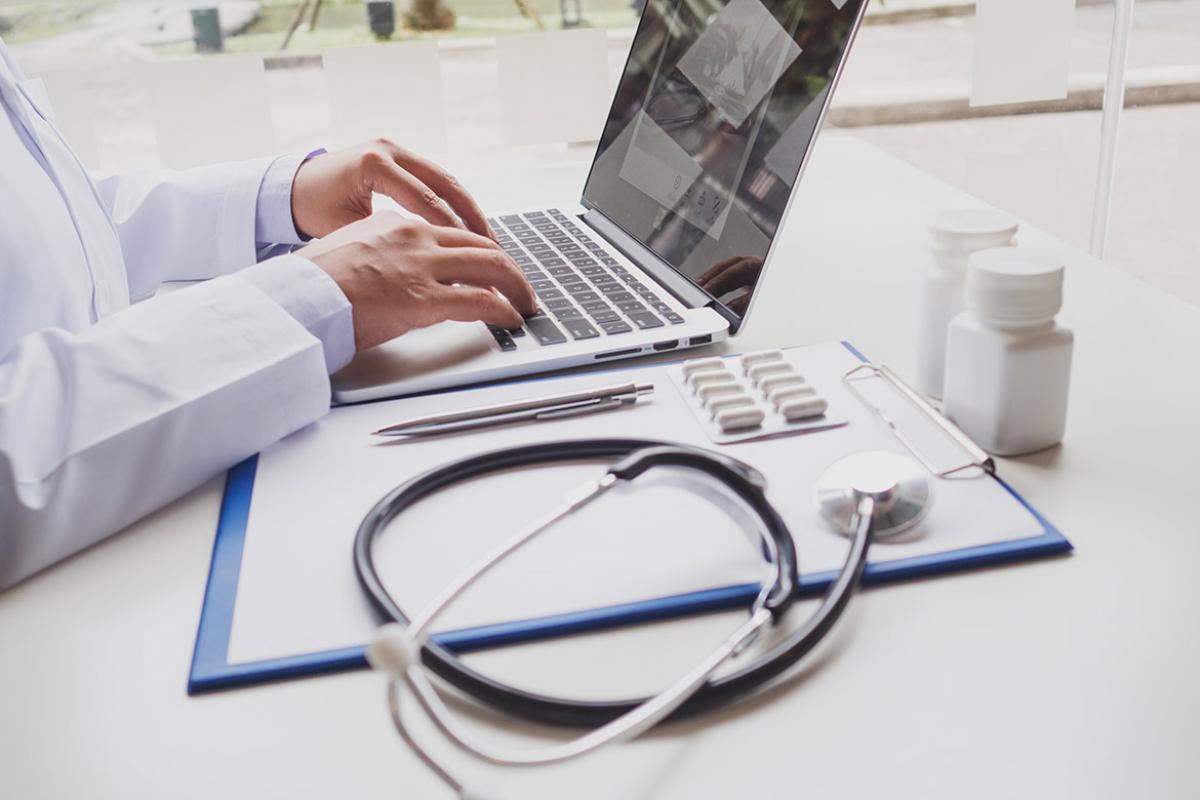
[254,148,326,248]
[218,155,279,273]
[240,255,356,374]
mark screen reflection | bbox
[582,0,864,322]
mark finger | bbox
[369,161,465,230]
[437,286,525,329]
[386,147,494,240]
[432,248,537,316]
[703,257,762,297]
[430,225,501,251]
[697,255,747,285]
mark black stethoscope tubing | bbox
[354,438,873,729]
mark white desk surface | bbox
[2,135,1197,799]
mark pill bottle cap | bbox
[966,247,1064,322]
[929,208,1019,255]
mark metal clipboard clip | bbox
[843,363,995,479]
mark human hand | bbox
[290,139,495,241]
[296,212,536,351]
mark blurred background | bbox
[2,0,1197,306]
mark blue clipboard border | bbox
[189,342,1072,694]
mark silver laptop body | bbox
[332,0,868,403]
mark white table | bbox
[2,136,1197,799]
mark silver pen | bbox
[372,382,655,437]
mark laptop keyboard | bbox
[486,209,685,350]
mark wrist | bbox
[288,148,330,241]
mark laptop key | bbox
[525,314,567,345]
[501,215,523,225]
[600,320,633,335]
[537,288,564,300]
[548,266,574,277]
[552,307,583,320]
[664,312,685,325]
[629,312,665,330]
[562,318,600,340]
[591,310,622,324]
[581,299,611,312]
[598,284,624,295]
[486,325,517,352]
[545,298,573,310]
[564,284,592,296]
[531,279,555,290]
[617,300,647,313]
[609,291,634,303]
[573,290,601,303]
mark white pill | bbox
[706,393,756,415]
[687,368,734,388]
[768,385,816,408]
[716,406,766,432]
[758,373,807,394]
[697,381,744,401]
[682,357,725,377]
[747,361,792,385]
[740,349,785,368]
[779,395,828,421]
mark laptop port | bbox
[653,340,679,352]
[689,334,712,346]
[595,348,643,360]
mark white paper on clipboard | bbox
[224,342,1045,667]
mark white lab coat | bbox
[0,39,334,590]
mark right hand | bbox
[296,211,537,352]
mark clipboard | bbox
[189,341,1071,694]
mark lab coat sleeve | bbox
[0,272,333,591]
[91,157,279,299]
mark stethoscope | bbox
[354,438,932,798]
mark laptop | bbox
[332,0,868,403]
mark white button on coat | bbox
[0,38,332,591]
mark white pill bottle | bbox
[942,247,1073,456]
[916,208,1018,399]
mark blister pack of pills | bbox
[667,349,849,445]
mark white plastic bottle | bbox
[916,208,1018,399]
[942,247,1073,457]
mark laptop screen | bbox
[582,0,865,322]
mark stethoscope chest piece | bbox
[814,450,932,539]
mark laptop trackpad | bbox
[332,321,492,393]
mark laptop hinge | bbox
[580,209,713,311]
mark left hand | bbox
[290,139,495,241]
